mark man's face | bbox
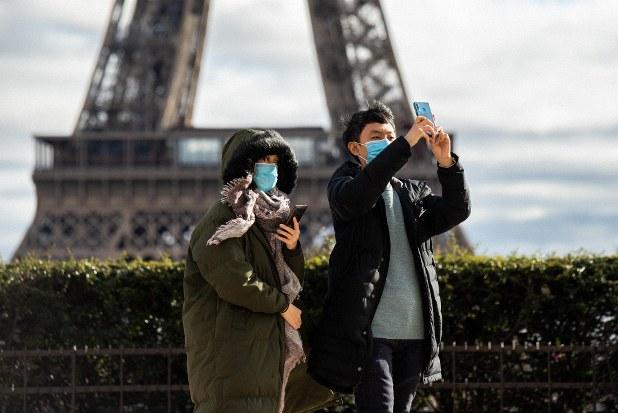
[347,122,396,167]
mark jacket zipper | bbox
[395,184,436,378]
[249,230,287,403]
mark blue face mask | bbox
[361,138,390,163]
[254,163,278,192]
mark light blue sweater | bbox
[371,183,425,339]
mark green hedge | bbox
[1,252,616,412]
[304,252,618,347]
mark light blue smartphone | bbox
[412,101,434,124]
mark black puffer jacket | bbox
[307,136,471,394]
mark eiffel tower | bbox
[13,0,471,261]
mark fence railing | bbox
[426,341,617,413]
[1,342,616,412]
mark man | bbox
[307,101,471,412]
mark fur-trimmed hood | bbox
[221,129,298,194]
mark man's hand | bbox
[281,303,302,329]
[276,217,300,250]
[427,126,453,166]
[404,115,435,147]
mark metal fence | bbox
[1,342,616,412]
[424,341,617,413]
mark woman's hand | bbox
[276,216,300,250]
[427,126,453,166]
[281,303,302,329]
[404,115,435,147]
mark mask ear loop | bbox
[356,138,390,163]
[352,142,368,163]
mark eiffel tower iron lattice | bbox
[13,0,471,261]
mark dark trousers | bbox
[354,338,425,413]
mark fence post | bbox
[167,346,172,413]
[592,342,597,413]
[452,342,457,413]
[71,346,76,413]
[21,356,26,413]
[546,343,551,413]
[500,342,504,413]
[119,348,124,412]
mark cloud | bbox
[0,0,108,39]
[0,55,94,133]
[467,210,618,256]
[473,180,617,203]
[0,0,106,135]
[193,0,328,127]
[193,66,329,127]
[456,131,618,178]
[0,0,107,60]
[383,0,618,133]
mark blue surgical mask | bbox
[254,163,278,192]
[360,138,390,163]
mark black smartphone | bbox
[286,205,307,226]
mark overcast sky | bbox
[1,0,617,260]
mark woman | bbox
[182,129,339,413]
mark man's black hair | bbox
[341,100,395,146]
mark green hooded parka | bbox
[182,129,340,412]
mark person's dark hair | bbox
[341,100,395,146]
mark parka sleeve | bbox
[419,151,471,237]
[190,226,289,314]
